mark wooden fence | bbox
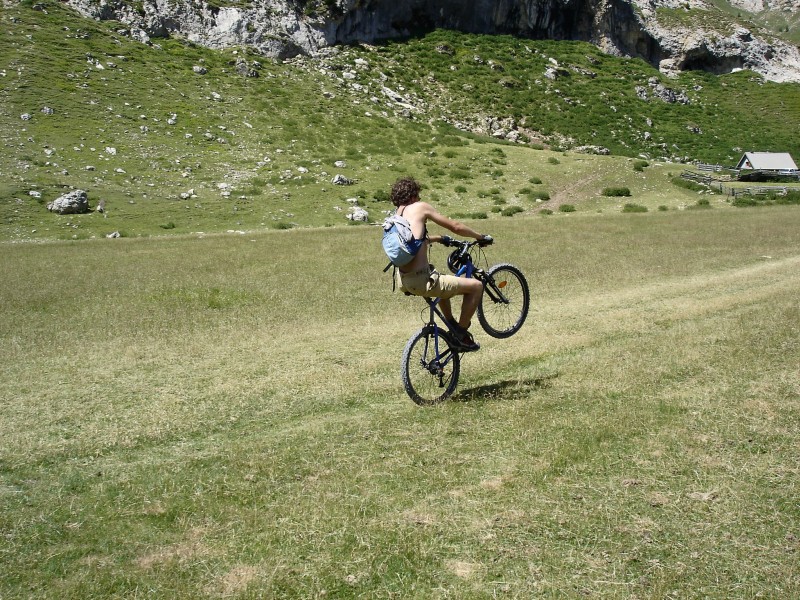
[680,170,800,198]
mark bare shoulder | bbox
[412,202,438,217]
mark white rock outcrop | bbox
[64,0,800,83]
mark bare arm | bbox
[421,203,484,240]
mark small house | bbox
[736,152,798,172]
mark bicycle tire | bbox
[477,263,529,338]
[401,326,461,405]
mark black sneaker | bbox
[454,329,480,352]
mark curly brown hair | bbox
[390,176,421,207]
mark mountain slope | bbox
[1,1,798,241]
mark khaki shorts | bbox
[396,265,463,300]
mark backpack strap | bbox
[383,263,397,292]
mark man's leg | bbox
[457,279,483,330]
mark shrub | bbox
[531,190,550,201]
[160,221,176,229]
[454,185,467,194]
[602,187,631,197]
[501,206,524,217]
[688,197,712,209]
[622,203,648,213]
[373,189,390,203]
[671,177,705,192]
[559,204,576,212]
[443,150,458,158]
[633,160,649,172]
[539,208,553,215]
[778,191,800,205]
[529,176,543,184]
[449,168,472,180]
[548,157,560,165]
[274,221,294,229]
[451,211,488,219]
[658,205,669,211]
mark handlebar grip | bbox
[478,234,494,247]
[440,235,454,246]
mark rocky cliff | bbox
[65,0,800,82]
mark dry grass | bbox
[1,208,799,598]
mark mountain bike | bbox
[400,237,529,405]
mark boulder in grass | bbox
[47,189,90,214]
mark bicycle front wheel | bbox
[477,263,530,338]
[401,326,461,405]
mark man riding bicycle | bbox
[390,176,492,352]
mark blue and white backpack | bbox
[381,212,416,268]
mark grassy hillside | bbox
[1,1,799,242]
[2,208,799,597]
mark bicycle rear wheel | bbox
[477,263,529,338]
[401,326,461,405]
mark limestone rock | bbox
[47,189,90,214]
[64,0,800,83]
[347,206,369,222]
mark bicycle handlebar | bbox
[439,235,493,248]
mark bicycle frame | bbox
[421,240,510,352]
[421,297,459,368]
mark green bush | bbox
[622,203,648,213]
[450,211,488,220]
[159,222,176,229]
[529,176,543,184]
[671,177,705,192]
[539,208,553,215]
[633,160,649,172]
[501,206,524,217]
[658,205,669,211]
[449,168,472,180]
[454,185,467,194]
[688,197,712,210]
[548,157,560,165]
[531,190,550,201]
[559,204,576,212]
[602,187,631,197]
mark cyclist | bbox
[390,176,491,352]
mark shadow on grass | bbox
[454,373,559,403]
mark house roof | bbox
[737,152,798,171]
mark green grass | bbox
[2,209,799,597]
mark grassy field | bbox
[1,208,798,598]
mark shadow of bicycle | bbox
[454,373,559,403]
